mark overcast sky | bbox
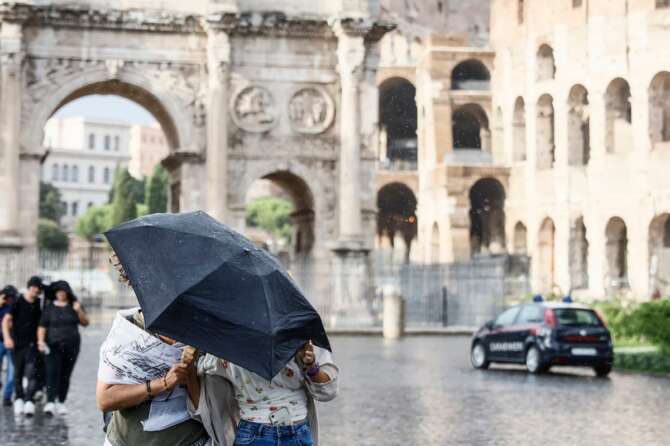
[53,95,158,125]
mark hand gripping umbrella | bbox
[104,211,331,380]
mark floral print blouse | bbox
[214,358,308,424]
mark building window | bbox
[437,1,443,13]
[103,167,111,184]
[52,164,59,181]
[518,0,524,24]
[573,0,582,7]
[114,135,120,151]
[657,0,670,8]
[87,201,94,209]
[88,166,95,183]
[536,44,556,81]
[72,165,79,182]
[89,133,95,149]
[62,165,69,182]
[72,201,79,217]
[104,135,111,151]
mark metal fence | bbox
[0,248,529,329]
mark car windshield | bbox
[553,308,602,327]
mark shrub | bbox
[628,300,670,353]
[37,219,69,251]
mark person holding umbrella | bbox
[37,280,89,415]
[104,211,340,446]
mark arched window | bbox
[567,85,590,166]
[569,217,589,290]
[605,78,632,154]
[649,72,670,146]
[452,104,490,151]
[377,182,418,264]
[72,201,79,217]
[62,165,69,182]
[605,217,629,290]
[469,178,506,255]
[513,97,527,161]
[451,59,490,91]
[518,0,525,24]
[513,221,527,255]
[52,163,59,181]
[88,166,95,183]
[536,45,556,81]
[72,165,79,182]
[379,78,417,169]
[536,94,555,169]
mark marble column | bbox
[335,24,365,243]
[205,28,231,224]
[0,23,23,246]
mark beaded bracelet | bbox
[145,381,153,400]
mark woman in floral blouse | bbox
[184,341,339,446]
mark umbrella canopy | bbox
[104,211,331,380]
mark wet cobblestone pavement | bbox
[1,325,669,445]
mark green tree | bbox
[75,204,112,240]
[110,168,140,227]
[39,182,66,223]
[37,218,69,251]
[145,164,168,214]
[246,196,293,242]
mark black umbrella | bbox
[104,211,331,380]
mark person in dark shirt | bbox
[0,285,18,406]
[38,280,89,416]
[1,276,43,416]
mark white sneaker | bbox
[23,401,35,417]
[44,402,55,416]
[56,402,67,415]
[13,399,24,416]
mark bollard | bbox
[383,285,405,339]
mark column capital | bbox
[334,24,366,79]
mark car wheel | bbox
[594,364,612,378]
[471,342,490,370]
[525,345,545,374]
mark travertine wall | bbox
[491,0,670,298]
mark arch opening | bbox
[605,217,629,291]
[451,59,491,91]
[513,221,527,255]
[567,85,590,166]
[538,218,556,292]
[452,103,490,151]
[379,78,417,170]
[376,182,418,264]
[469,178,506,256]
[648,213,670,295]
[569,216,589,290]
[245,171,315,263]
[536,94,555,169]
[649,72,670,146]
[536,44,556,81]
[605,78,632,154]
[513,97,527,162]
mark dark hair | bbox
[26,276,44,290]
[48,280,77,304]
[0,285,18,303]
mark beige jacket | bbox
[187,347,339,446]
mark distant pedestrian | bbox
[38,280,89,416]
[0,285,18,406]
[1,276,44,416]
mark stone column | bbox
[0,23,23,245]
[205,28,231,224]
[335,23,365,242]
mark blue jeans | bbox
[0,343,14,401]
[234,420,314,446]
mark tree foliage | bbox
[37,218,69,251]
[75,204,112,240]
[110,168,140,227]
[39,182,65,223]
[145,164,168,214]
[246,196,293,242]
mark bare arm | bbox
[2,314,14,349]
[184,366,201,409]
[37,326,47,352]
[73,302,89,327]
[96,364,188,412]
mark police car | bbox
[470,300,614,376]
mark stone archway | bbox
[648,213,670,294]
[452,103,490,151]
[377,182,418,264]
[378,77,417,169]
[469,178,506,256]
